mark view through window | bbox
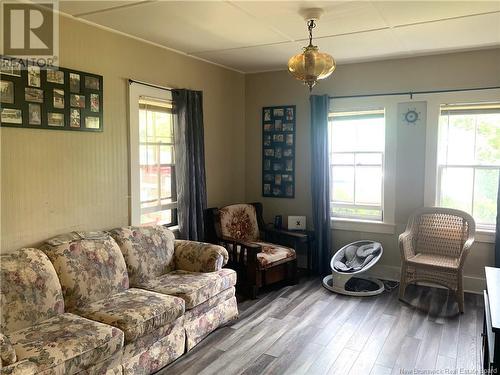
[139,97,177,226]
[437,102,500,230]
[328,109,385,221]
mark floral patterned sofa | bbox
[0,248,124,374]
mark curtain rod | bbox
[329,85,500,100]
[128,78,175,93]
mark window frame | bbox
[424,88,500,243]
[129,82,178,227]
[328,96,398,233]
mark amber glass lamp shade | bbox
[287,45,336,91]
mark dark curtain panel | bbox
[496,174,500,267]
[310,94,332,275]
[173,89,207,241]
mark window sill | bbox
[330,218,396,235]
[476,230,495,244]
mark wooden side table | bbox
[264,225,315,275]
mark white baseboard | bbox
[362,264,486,295]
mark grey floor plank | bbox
[391,336,421,375]
[238,354,277,375]
[414,320,444,370]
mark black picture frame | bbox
[0,56,103,132]
[262,105,296,198]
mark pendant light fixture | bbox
[287,9,336,91]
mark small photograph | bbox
[282,174,293,182]
[0,59,21,77]
[264,159,271,171]
[273,108,284,117]
[69,73,80,93]
[286,107,294,121]
[90,93,99,112]
[272,187,281,196]
[264,109,271,121]
[273,162,282,171]
[28,103,41,125]
[263,135,271,146]
[53,89,65,109]
[1,108,22,124]
[70,109,80,128]
[47,69,64,84]
[283,123,294,132]
[264,148,274,157]
[0,80,14,104]
[85,76,100,90]
[286,134,294,146]
[264,123,273,132]
[70,94,85,108]
[27,66,41,87]
[286,184,294,197]
[275,148,282,159]
[264,173,274,182]
[263,184,271,195]
[285,160,293,171]
[25,87,44,103]
[85,116,100,129]
[273,134,284,142]
[275,174,282,185]
[283,148,293,157]
[274,119,282,132]
[48,112,64,127]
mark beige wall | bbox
[1,15,245,252]
[245,48,500,291]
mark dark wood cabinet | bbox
[483,266,500,372]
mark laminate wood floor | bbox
[158,277,484,375]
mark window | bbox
[138,97,177,226]
[437,102,500,231]
[328,109,385,221]
[129,83,177,226]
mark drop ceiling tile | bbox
[80,1,287,53]
[231,1,389,40]
[393,12,500,53]
[372,1,500,27]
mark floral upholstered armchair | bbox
[205,202,297,298]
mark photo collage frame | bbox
[262,105,296,198]
[0,56,103,132]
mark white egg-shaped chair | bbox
[322,240,385,296]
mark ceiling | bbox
[57,1,500,73]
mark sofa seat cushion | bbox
[9,313,123,375]
[138,269,237,310]
[75,288,185,343]
[252,242,296,269]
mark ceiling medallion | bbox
[287,8,336,91]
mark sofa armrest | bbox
[0,333,17,367]
[174,240,229,273]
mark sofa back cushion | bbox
[0,248,64,334]
[41,232,129,312]
[218,204,260,242]
[109,226,175,286]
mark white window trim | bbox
[329,96,401,233]
[128,82,173,226]
[424,88,500,243]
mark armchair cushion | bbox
[252,242,296,269]
[174,240,228,272]
[219,204,260,242]
[8,313,123,374]
[0,334,16,366]
[74,289,184,343]
[137,269,237,309]
[109,226,175,285]
[0,248,65,334]
[41,232,129,312]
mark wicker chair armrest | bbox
[458,236,475,268]
[398,230,415,260]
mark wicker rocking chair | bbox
[399,207,475,313]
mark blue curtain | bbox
[496,173,500,267]
[310,95,332,275]
[173,89,207,241]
